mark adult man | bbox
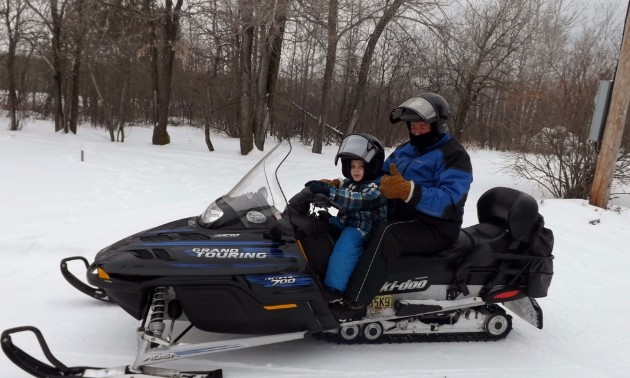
[330,93,473,321]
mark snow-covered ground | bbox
[1,120,630,378]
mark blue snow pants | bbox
[324,217,366,292]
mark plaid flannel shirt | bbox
[329,178,388,238]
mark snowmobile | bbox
[2,140,554,378]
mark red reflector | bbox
[494,290,520,299]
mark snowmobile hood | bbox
[94,217,303,279]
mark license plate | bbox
[368,294,393,314]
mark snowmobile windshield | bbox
[199,140,291,229]
[225,140,290,214]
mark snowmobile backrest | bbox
[477,187,539,243]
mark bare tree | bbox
[238,0,254,154]
[1,0,29,130]
[343,0,404,135]
[66,0,85,134]
[312,0,338,153]
[502,4,629,199]
[444,0,536,140]
[140,0,184,146]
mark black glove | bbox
[304,180,319,187]
[308,181,331,195]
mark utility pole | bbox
[590,10,630,209]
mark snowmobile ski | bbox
[2,325,305,377]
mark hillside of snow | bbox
[1,120,629,378]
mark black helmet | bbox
[389,93,450,134]
[335,134,385,182]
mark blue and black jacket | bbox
[384,133,473,227]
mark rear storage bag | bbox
[525,215,554,297]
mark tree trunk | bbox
[68,0,86,135]
[205,123,215,152]
[266,0,290,139]
[152,0,183,145]
[313,0,338,153]
[239,0,254,155]
[50,0,64,132]
[202,77,216,152]
[253,15,271,151]
[452,76,475,140]
[344,0,404,135]
[86,61,114,141]
[5,26,18,131]
[117,72,130,142]
[143,0,161,143]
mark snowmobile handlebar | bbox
[313,193,343,210]
[288,188,342,214]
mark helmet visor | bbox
[390,97,438,124]
[335,135,378,165]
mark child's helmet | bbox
[389,93,450,134]
[335,134,385,181]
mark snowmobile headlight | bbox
[200,201,224,225]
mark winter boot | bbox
[329,300,366,322]
[322,287,344,304]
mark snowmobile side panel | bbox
[174,284,331,334]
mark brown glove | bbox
[380,163,412,200]
[321,179,340,188]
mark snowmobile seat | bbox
[386,187,540,287]
[462,223,512,254]
[389,231,471,276]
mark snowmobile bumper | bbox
[61,256,112,302]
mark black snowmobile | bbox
[2,140,554,378]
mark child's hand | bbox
[380,163,412,200]
[307,181,331,195]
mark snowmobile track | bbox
[312,328,511,345]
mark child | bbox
[306,134,387,298]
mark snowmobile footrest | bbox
[61,256,112,302]
[1,326,88,378]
